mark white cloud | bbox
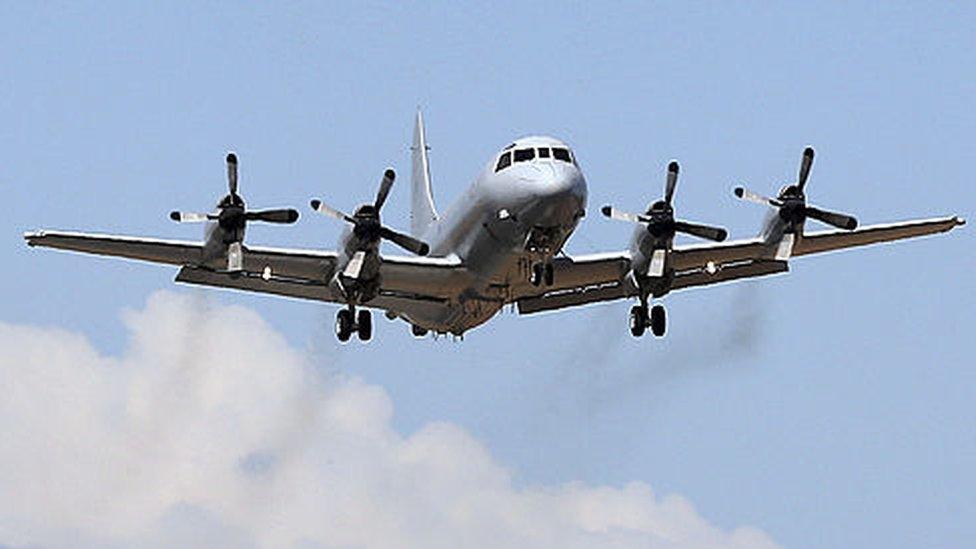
[0,291,779,549]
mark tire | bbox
[650,305,666,337]
[336,309,353,342]
[411,324,428,338]
[357,309,373,341]
[544,263,554,286]
[629,305,646,337]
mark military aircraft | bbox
[25,111,964,342]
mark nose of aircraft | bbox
[519,161,588,225]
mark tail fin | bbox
[411,109,438,236]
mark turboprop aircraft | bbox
[24,111,964,342]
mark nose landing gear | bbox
[335,306,373,342]
[629,303,666,338]
[530,262,555,287]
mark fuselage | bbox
[397,136,587,334]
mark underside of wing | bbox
[175,266,450,316]
[670,238,770,270]
[793,216,964,257]
[514,239,787,315]
[174,253,467,314]
[25,230,203,265]
[516,257,787,315]
[513,252,631,314]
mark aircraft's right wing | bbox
[174,253,468,320]
[24,230,338,280]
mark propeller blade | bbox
[373,169,396,210]
[379,226,430,256]
[245,208,300,224]
[226,152,239,195]
[600,205,648,223]
[797,146,814,191]
[674,220,728,242]
[733,186,783,207]
[803,206,857,230]
[664,161,679,205]
[310,199,356,224]
[170,211,216,223]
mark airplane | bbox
[24,111,965,342]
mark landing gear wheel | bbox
[650,304,666,337]
[544,262,554,286]
[336,309,353,343]
[530,263,544,286]
[629,305,647,337]
[357,309,372,341]
[411,324,428,338]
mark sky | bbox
[2,2,974,547]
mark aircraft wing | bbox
[792,216,964,257]
[174,253,466,321]
[515,240,785,315]
[24,229,467,311]
[24,230,338,280]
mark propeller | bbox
[170,153,299,227]
[733,146,857,231]
[169,152,300,269]
[310,168,431,256]
[601,161,728,242]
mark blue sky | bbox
[2,2,974,547]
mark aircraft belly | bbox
[398,296,503,336]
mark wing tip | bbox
[955,216,966,227]
[23,230,45,243]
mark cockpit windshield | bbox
[495,144,575,172]
[552,148,572,162]
[513,148,535,162]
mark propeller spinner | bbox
[602,161,728,242]
[733,147,858,231]
[310,169,430,256]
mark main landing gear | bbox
[530,262,555,287]
[629,303,666,338]
[336,306,372,343]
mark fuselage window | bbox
[552,147,572,163]
[513,148,535,162]
[538,147,551,158]
[495,151,512,172]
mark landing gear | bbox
[357,309,372,341]
[336,309,354,342]
[650,304,666,337]
[411,324,428,338]
[629,305,647,337]
[629,303,667,338]
[530,262,555,287]
[335,306,373,343]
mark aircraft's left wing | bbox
[515,214,964,315]
[792,216,964,257]
[516,248,787,315]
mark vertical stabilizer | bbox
[411,109,439,236]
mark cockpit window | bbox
[552,147,572,163]
[538,147,551,158]
[514,148,535,162]
[495,151,512,172]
